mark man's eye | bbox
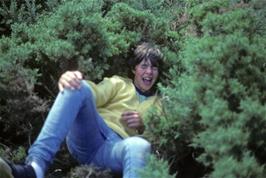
[141,64,148,69]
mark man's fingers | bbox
[127,122,139,128]
[124,117,143,128]
[58,71,83,90]
[121,114,139,124]
[59,77,76,89]
[65,76,80,88]
[126,118,140,124]
[121,111,138,117]
[58,83,64,92]
[120,111,144,129]
[120,111,144,132]
[73,71,83,80]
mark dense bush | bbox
[139,155,175,178]
[0,0,64,36]
[146,0,266,177]
[0,0,177,177]
[1,0,265,177]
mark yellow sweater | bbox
[87,75,160,138]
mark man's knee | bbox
[123,137,151,153]
[63,80,93,98]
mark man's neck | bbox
[134,84,155,97]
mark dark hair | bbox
[127,42,164,93]
[128,42,164,70]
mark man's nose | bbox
[145,66,153,74]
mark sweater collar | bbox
[134,84,155,97]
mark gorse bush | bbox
[0,61,48,145]
[145,0,266,177]
[0,0,64,36]
[1,0,265,177]
[139,155,175,178]
[0,0,177,177]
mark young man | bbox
[0,42,163,178]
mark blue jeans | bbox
[26,81,151,178]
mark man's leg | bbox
[92,132,151,178]
[118,137,151,178]
[65,82,112,164]
[0,81,108,178]
[26,81,108,171]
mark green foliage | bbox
[0,145,26,162]
[145,0,266,177]
[0,0,178,176]
[0,62,48,144]
[2,0,265,177]
[138,155,175,178]
[0,0,63,36]
[209,153,264,178]
[10,147,27,162]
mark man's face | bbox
[133,59,159,92]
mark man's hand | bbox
[121,111,145,134]
[58,71,83,92]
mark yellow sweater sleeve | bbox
[86,77,119,107]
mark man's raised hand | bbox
[58,71,83,92]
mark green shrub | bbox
[3,0,264,177]
[0,0,178,176]
[0,0,64,36]
[145,0,266,177]
[139,155,175,178]
[0,145,26,162]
